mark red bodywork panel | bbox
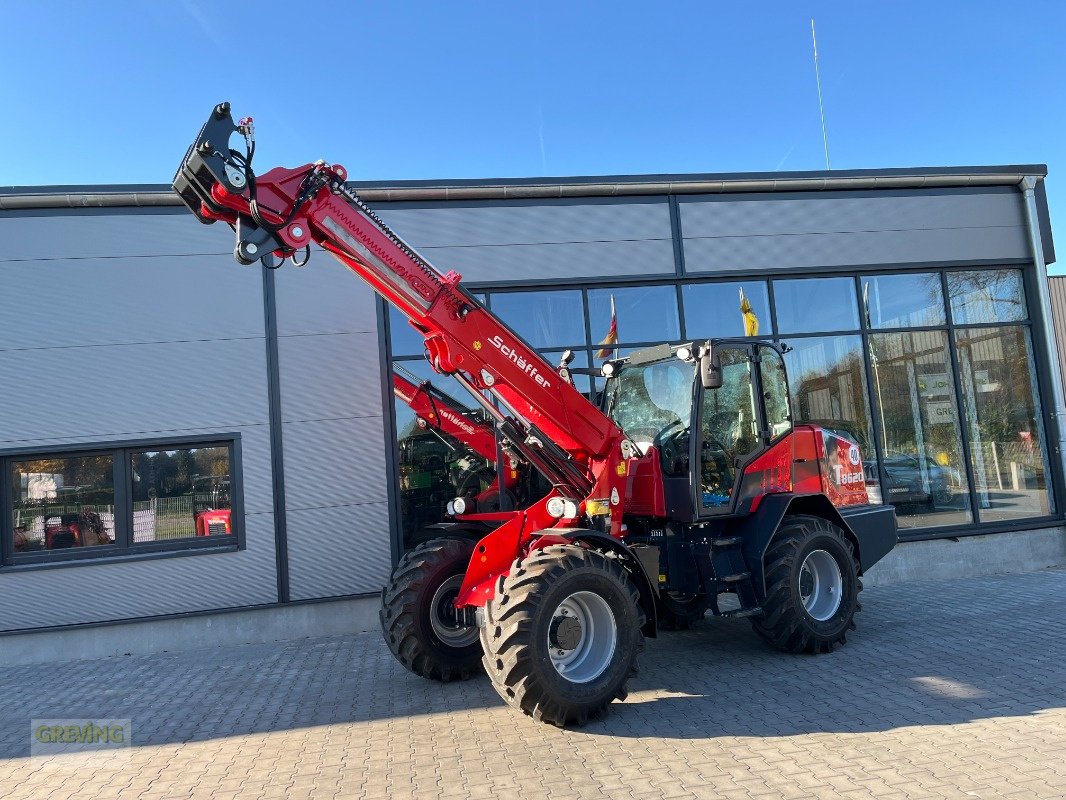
[734,425,868,512]
[790,425,869,507]
[624,446,667,518]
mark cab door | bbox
[694,342,792,516]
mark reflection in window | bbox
[869,331,971,528]
[131,446,231,541]
[683,281,771,340]
[955,327,1052,521]
[783,336,873,458]
[392,360,499,546]
[774,278,859,334]
[11,455,116,552]
[489,290,586,349]
[388,305,428,357]
[588,285,680,347]
[541,349,592,396]
[759,346,792,440]
[862,273,946,328]
[947,269,1027,325]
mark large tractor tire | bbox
[658,591,709,631]
[379,538,483,682]
[480,544,644,727]
[751,515,861,654]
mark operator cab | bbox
[602,340,792,521]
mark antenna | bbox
[811,18,831,170]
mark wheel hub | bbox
[549,615,583,651]
[429,575,480,647]
[547,591,618,684]
[798,549,843,622]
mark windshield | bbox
[605,359,695,454]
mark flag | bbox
[740,288,759,336]
[595,294,618,359]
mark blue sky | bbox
[2,1,1064,269]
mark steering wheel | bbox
[658,421,691,476]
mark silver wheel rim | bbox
[798,549,843,622]
[429,575,479,647]
[548,591,617,683]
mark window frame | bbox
[1,434,244,568]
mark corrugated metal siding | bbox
[373,198,676,282]
[0,211,277,631]
[680,189,1030,272]
[1048,276,1066,388]
[273,259,393,600]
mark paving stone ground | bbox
[2,567,1065,799]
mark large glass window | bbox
[388,305,428,357]
[869,331,971,528]
[683,281,771,340]
[947,269,1027,325]
[862,273,946,329]
[131,446,231,541]
[384,263,1058,545]
[5,440,239,564]
[774,277,860,334]
[588,286,680,347]
[488,290,586,348]
[956,326,1053,521]
[11,454,116,552]
[783,335,873,459]
[391,360,500,546]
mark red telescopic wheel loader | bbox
[173,104,898,727]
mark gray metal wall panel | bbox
[369,200,676,283]
[277,333,382,422]
[0,210,280,630]
[0,513,278,630]
[680,190,1030,273]
[285,502,392,600]
[412,239,676,283]
[273,254,391,600]
[679,189,1025,237]
[683,225,1030,273]
[374,199,671,247]
[0,338,270,443]
[0,210,232,261]
[280,417,388,511]
[0,254,265,350]
[274,258,378,336]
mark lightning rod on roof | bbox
[811,18,832,171]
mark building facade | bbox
[0,165,1060,636]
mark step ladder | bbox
[706,535,763,619]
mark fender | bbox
[408,519,500,548]
[731,493,898,597]
[533,529,658,638]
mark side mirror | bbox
[700,343,723,390]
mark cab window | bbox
[759,346,792,440]
[700,347,758,509]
